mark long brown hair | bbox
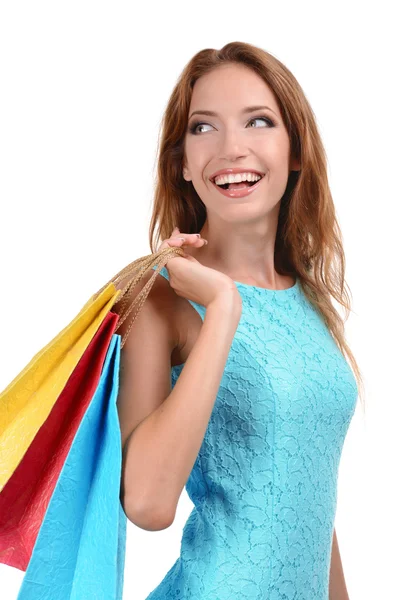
[148,41,365,412]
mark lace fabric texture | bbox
[146,266,357,600]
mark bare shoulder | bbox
[113,264,202,371]
[114,266,181,351]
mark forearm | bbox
[329,527,350,600]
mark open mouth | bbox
[212,175,264,190]
[217,180,258,190]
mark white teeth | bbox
[213,172,262,185]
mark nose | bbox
[217,127,249,161]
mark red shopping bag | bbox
[0,310,119,570]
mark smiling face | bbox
[182,63,300,221]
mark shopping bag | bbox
[17,333,127,600]
[0,310,119,570]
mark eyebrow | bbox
[188,105,278,120]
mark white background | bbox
[1,1,398,598]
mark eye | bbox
[188,121,213,134]
[188,115,275,135]
[247,116,274,128]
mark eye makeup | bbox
[187,115,276,135]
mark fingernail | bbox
[204,239,208,245]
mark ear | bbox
[182,162,192,182]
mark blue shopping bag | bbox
[17,333,127,600]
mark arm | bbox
[122,291,241,530]
[329,527,350,600]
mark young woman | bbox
[116,41,363,600]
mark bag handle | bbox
[92,246,185,349]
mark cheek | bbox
[185,149,210,181]
[255,136,287,160]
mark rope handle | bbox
[92,246,185,349]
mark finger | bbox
[158,233,206,252]
[174,233,205,242]
[157,237,185,252]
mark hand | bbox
[156,227,241,310]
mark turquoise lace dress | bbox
[146,265,357,600]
